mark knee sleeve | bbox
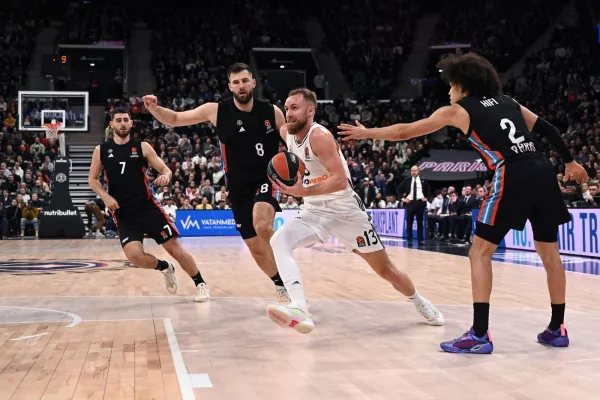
[532,223,558,243]
[474,221,510,245]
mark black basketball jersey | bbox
[457,95,543,170]
[216,97,279,193]
[100,139,151,208]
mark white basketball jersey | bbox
[286,122,354,205]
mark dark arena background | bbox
[1,0,600,399]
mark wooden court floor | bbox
[1,237,599,400]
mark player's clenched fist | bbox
[142,95,158,110]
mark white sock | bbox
[270,220,320,314]
[408,289,426,307]
[285,277,308,312]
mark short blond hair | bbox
[288,88,317,105]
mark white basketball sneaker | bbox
[162,261,178,294]
[415,300,445,326]
[195,283,210,302]
[275,285,290,304]
[266,304,314,334]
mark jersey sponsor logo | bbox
[303,173,328,185]
[239,127,246,133]
[304,147,311,161]
[108,153,114,158]
[0,260,105,274]
[181,215,200,229]
[122,237,129,244]
[265,120,274,134]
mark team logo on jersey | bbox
[108,149,113,153]
[130,146,139,158]
[304,147,311,161]
[265,120,274,134]
[237,120,243,126]
[356,236,366,248]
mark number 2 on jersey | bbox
[500,118,523,144]
[501,118,536,154]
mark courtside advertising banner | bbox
[500,209,599,257]
[176,210,300,236]
[368,209,404,237]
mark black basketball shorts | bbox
[113,199,179,247]
[229,180,282,239]
[475,157,571,244]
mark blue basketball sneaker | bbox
[440,328,494,354]
[537,324,569,347]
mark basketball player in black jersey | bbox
[338,53,588,354]
[142,63,290,304]
[88,107,209,302]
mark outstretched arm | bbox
[337,104,468,141]
[143,95,218,127]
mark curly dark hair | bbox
[438,52,502,99]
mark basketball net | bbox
[43,119,66,158]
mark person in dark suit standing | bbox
[399,165,431,244]
[359,177,377,208]
[460,186,480,243]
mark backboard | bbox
[18,91,89,132]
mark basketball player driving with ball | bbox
[143,63,290,304]
[265,88,444,334]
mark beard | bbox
[114,127,131,138]
[233,89,254,105]
[286,117,309,135]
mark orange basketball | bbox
[267,152,306,186]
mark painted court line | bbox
[11,332,49,341]
[189,373,213,388]
[1,297,599,316]
[0,305,81,327]
[163,318,197,400]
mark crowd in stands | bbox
[0,5,59,238]
[432,0,562,72]
[319,0,417,99]
[58,1,130,44]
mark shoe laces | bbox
[197,283,209,296]
[416,301,439,320]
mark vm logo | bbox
[181,216,200,229]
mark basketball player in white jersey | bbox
[266,88,444,334]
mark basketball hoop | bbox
[43,120,66,158]
[43,120,63,141]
